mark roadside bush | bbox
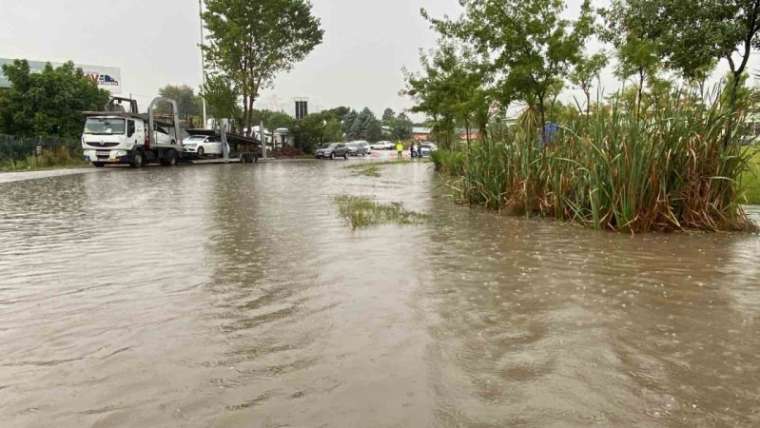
[270,145,306,158]
[0,134,85,171]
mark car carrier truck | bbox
[81,97,182,168]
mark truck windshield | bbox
[84,118,126,135]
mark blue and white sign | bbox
[0,58,122,94]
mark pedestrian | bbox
[410,141,416,159]
[396,141,404,160]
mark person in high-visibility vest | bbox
[396,142,404,159]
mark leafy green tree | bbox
[292,111,343,152]
[0,59,109,138]
[345,107,382,141]
[201,74,241,127]
[602,1,662,118]
[202,0,324,136]
[158,84,201,124]
[341,109,358,136]
[618,0,760,109]
[426,0,595,140]
[391,112,413,140]
[251,109,295,130]
[570,52,608,116]
[406,41,493,147]
[382,108,396,123]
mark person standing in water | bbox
[396,141,404,160]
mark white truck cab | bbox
[82,97,182,168]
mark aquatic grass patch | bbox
[433,96,755,233]
[334,195,428,229]
[349,164,381,177]
[344,159,424,177]
[344,160,414,170]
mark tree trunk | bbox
[637,68,645,120]
[464,118,471,149]
[538,93,546,145]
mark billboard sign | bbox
[0,58,122,94]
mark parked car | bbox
[183,135,229,158]
[371,141,394,150]
[347,141,370,157]
[419,142,438,157]
[358,141,372,155]
[315,143,350,160]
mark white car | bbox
[370,141,394,150]
[182,135,229,158]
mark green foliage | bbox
[0,59,109,139]
[0,136,86,171]
[418,0,594,141]
[202,0,324,134]
[201,74,240,123]
[430,149,466,176]
[433,94,754,233]
[292,110,344,153]
[611,0,760,108]
[741,147,760,204]
[570,52,608,114]
[158,84,201,123]
[405,42,489,148]
[390,112,413,141]
[345,107,382,141]
[382,108,396,123]
[334,195,428,229]
[251,109,295,130]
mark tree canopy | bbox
[417,0,595,140]
[0,59,109,139]
[158,84,201,123]
[202,0,324,134]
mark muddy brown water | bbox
[1,162,759,427]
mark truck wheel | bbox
[93,162,105,168]
[160,150,177,166]
[130,151,144,168]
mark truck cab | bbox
[81,97,182,168]
[82,115,146,167]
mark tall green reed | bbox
[433,92,753,232]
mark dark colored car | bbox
[315,143,350,160]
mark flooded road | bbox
[1,161,759,427]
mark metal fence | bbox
[0,134,81,162]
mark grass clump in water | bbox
[350,164,381,177]
[334,195,428,229]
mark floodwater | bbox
[1,161,759,427]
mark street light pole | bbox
[198,0,208,128]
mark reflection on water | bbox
[0,162,759,427]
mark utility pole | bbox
[198,0,208,128]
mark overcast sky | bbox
[0,0,757,119]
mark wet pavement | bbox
[1,161,759,427]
